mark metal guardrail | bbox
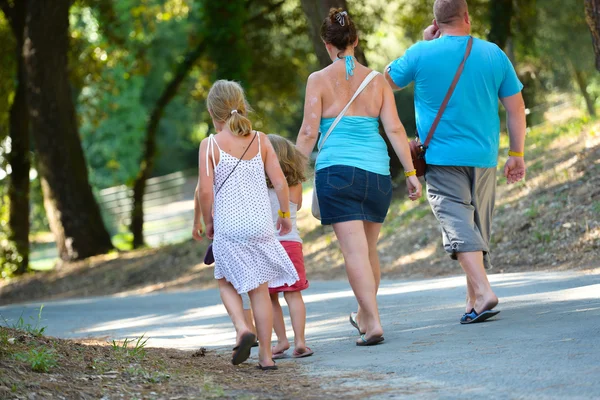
[97,170,197,246]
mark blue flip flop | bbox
[460,308,500,324]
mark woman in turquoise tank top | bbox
[296,8,422,347]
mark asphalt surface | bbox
[1,271,599,399]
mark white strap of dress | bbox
[206,135,219,176]
[256,131,261,153]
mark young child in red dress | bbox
[266,135,313,359]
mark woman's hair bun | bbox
[329,7,343,23]
[321,8,357,50]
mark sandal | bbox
[349,312,365,335]
[231,333,256,365]
[356,334,384,346]
[460,308,500,324]
[257,362,278,371]
[292,347,314,358]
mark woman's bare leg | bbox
[333,220,383,340]
[354,221,383,331]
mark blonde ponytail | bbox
[227,110,253,136]
[206,80,253,136]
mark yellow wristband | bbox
[278,210,290,218]
[508,150,524,157]
[404,169,417,177]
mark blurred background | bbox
[0,0,599,299]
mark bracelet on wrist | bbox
[508,150,524,157]
[404,169,417,177]
[278,210,291,218]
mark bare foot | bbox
[272,340,290,355]
[474,293,499,315]
[258,356,276,368]
[363,321,384,342]
[466,295,475,313]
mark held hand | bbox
[277,217,292,236]
[504,156,526,184]
[192,223,203,242]
[206,222,214,240]
[406,175,422,201]
[423,22,441,41]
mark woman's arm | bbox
[198,138,215,237]
[264,134,292,235]
[379,77,422,201]
[296,73,322,159]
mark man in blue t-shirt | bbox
[384,0,526,324]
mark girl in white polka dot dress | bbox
[198,80,299,370]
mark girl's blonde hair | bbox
[206,80,253,136]
[267,134,308,188]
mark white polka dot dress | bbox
[207,132,299,294]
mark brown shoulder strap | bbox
[423,36,474,149]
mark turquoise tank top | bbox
[316,116,390,176]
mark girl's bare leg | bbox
[270,292,290,354]
[248,283,275,367]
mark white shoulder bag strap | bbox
[312,70,379,221]
[317,70,379,152]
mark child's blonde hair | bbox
[267,134,307,188]
[206,80,253,137]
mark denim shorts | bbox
[315,165,393,225]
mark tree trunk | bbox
[487,0,513,50]
[1,0,30,274]
[299,0,368,68]
[572,66,597,117]
[23,0,113,261]
[585,0,600,71]
[130,40,207,248]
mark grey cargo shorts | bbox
[425,165,496,270]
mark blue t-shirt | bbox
[388,35,523,168]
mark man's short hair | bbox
[434,0,468,25]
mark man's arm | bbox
[500,92,527,184]
[383,64,402,91]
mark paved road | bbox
[1,271,599,399]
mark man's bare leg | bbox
[457,252,498,314]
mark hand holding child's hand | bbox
[277,217,292,236]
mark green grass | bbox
[110,334,149,361]
[14,347,58,373]
[1,306,46,337]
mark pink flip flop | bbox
[292,347,314,358]
[272,348,288,360]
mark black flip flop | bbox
[460,309,500,324]
[356,334,385,346]
[231,333,257,365]
[257,362,278,371]
[349,312,365,335]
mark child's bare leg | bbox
[270,292,290,354]
[218,279,252,346]
[283,291,307,352]
[248,283,274,367]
